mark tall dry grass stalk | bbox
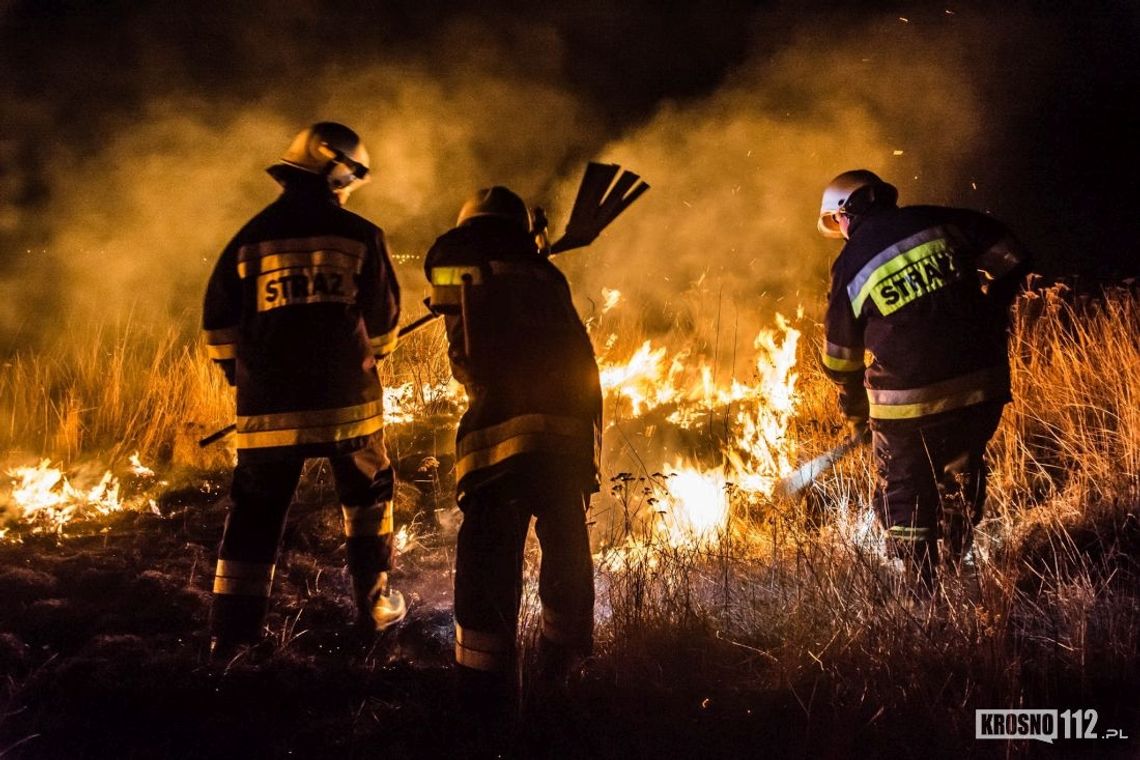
[0,321,233,470]
[995,284,1140,507]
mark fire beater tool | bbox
[198,163,648,448]
[547,161,649,254]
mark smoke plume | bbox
[0,3,1129,352]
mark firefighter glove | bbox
[218,359,236,387]
[846,416,871,445]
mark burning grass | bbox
[0,320,233,473]
[1,284,1139,757]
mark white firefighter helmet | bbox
[817,169,897,238]
[270,122,371,196]
[456,186,532,232]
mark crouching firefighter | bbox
[202,122,406,656]
[817,170,1032,593]
[425,187,603,717]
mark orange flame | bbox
[2,454,158,539]
[595,308,803,556]
[383,379,464,424]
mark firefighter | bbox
[202,122,405,656]
[817,169,1032,591]
[424,186,602,717]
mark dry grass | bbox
[1,285,1138,757]
[578,284,1140,757]
[0,320,233,471]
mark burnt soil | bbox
[1,467,1138,760]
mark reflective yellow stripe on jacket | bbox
[868,366,1009,420]
[847,226,962,317]
[235,399,384,449]
[369,327,398,358]
[235,236,367,278]
[820,340,865,373]
[429,261,560,309]
[455,413,595,481]
[204,326,238,361]
[429,266,483,308]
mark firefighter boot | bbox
[353,571,407,632]
[887,537,938,600]
[524,637,593,756]
[209,594,270,662]
[455,664,518,756]
[942,507,974,572]
[533,635,587,691]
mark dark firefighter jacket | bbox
[202,176,401,459]
[822,205,1031,424]
[424,218,603,499]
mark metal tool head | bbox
[773,438,860,498]
[549,162,650,254]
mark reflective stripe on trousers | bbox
[868,366,1010,420]
[213,559,275,597]
[541,605,593,648]
[342,501,394,537]
[455,623,514,673]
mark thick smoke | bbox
[0,4,1125,352]
[558,12,1025,352]
[0,8,611,349]
[4,18,604,348]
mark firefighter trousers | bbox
[453,470,595,681]
[872,400,1005,588]
[210,436,395,647]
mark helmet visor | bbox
[817,211,845,238]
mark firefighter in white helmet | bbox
[425,186,602,736]
[203,122,404,656]
[817,169,1033,592]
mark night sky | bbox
[1,1,1138,347]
